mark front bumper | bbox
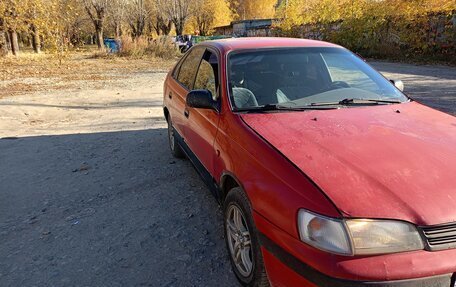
[253,211,456,287]
[260,233,454,287]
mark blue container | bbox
[104,38,121,53]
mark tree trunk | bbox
[5,30,11,50]
[31,25,41,53]
[96,26,103,49]
[198,21,208,36]
[115,22,122,38]
[0,18,6,56]
[174,21,184,36]
[9,30,19,56]
[160,20,172,36]
[0,31,7,56]
[166,20,172,35]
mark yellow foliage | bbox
[185,0,233,35]
[229,0,277,20]
[276,0,455,29]
[212,0,233,27]
[277,0,367,27]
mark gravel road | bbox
[0,61,455,287]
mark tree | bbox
[83,0,109,49]
[154,15,172,36]
[2,0,27,55]
[127,0,147,38]
[0,1,7,56]
[276,0,363,28]
[147,0,172,36]
[156,0,193,35]
[0,19,7,56]
[110,0,127,37]
[191,0,232,35]
[24,0,46,53]
[228,0,276,20]
[30,23,40,53]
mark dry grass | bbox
[119,36,180,59]
[0,50,176,98]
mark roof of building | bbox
[213,18,278,30]
[214,24,232,30]
[230,18,277,25]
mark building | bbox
[214,19,278,37]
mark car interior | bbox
[229,52,335,108]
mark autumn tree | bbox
[23,0,48,53]
[156,0,193,35]
[0,1,7,56]
[147,0,172,36]
[83,0,109,49]
[191,0,232,35]
[229,0,276,20]
[155,16,173,36]
[39,0,74,62]
[0,34,7,57]
[110,0,127,37]
[127,0,147,38]
[1,0,27,55]
[0,19,7,56]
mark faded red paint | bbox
[242,102,456,226]
[163,37,456,286]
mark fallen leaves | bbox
[0,50,175,99]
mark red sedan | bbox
[162,37,456,287]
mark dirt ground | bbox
[0,55,455,286]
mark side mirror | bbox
[390,79,404,92]
[186,89,219,111]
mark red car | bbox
[162,37,456,287]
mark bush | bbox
[118,35,180,59]
[146,36,181,59]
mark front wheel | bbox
[224,187,269,287]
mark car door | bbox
[167,46,205,139]
[184,48,221,175]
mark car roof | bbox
[202,37,342,53]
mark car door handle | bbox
[184,109,189,118]
[168,93,172,99]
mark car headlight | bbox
[346,219,424,255]
[298,210,424,256]
[298,210,352,255]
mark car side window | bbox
[172,57,183,79]
[177,47,205,90]
[193,50,218,99]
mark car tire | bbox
[224,187,269,287]
[167,117,185,158]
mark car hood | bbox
[241,102,456,225]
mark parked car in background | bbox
[172,35,193,53]
[162,37,456,287]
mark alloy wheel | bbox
[226,204,253,277]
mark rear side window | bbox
[177,47,205,90]
[194,50,219,98]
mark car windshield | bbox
[228,47,408,111]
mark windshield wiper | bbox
[310,98,403,106]
[235,103,338,112]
